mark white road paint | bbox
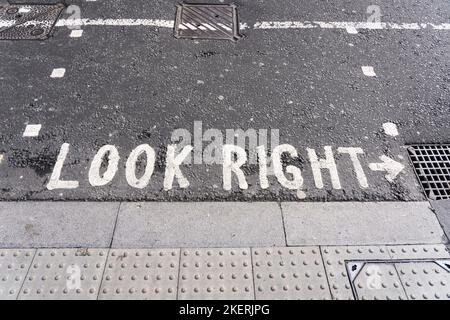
[252,21,450,31]
[125,144,156,189]
[163,145,193,190]
[88,145,120,186]
[361,66,376,77]
[22,124,42,137]
[0,154,3,164]
[69,29,83,38]
[272,144,303,190]
[50,68,66,78]
[307,146,342,189]
[55,18,175,28]
[345,26,358,34]
[43,143,407,193]
[256,146,269,189]
[0,18,441,31]
[369,155,405,182]
[337,147,368,188]
[46,143,79,190]
[222,145,248,191]
[383,122,399,137]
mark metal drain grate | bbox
[407,145,450,200]
[0,3,64,40]
[174,3,241,41]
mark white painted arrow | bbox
[369,155,404,182]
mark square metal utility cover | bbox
[0,3,65,40]
[408,144,450,200]
[174,3,241,41]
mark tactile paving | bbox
[18,249,107,300]
[396,260,450,300]
[178,248,254,300]
[98,249,180,300]
[387,244,450,259]
[348,262,407,300]
[0,249,35,300]
[252,247,331,300]
[321,246,391,300]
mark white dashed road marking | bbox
[69,29,83,38]
[383,122,399,137]
[49,18,450,31]
[361,66,376,77]
[22,124,42,137]
[50,68,66,78]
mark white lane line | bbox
[361,66,376,77]
[50,68,66,78]
[3,18,450,31]
[23,124,42,137]
[253,21,450,30]
[383,122,399,137]
[55,18,175,28]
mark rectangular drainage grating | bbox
[174,3,241,41]
[0,3,65,40]
[407,145,450,200]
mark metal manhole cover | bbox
[407,145,450,200]
[0,3,65,40]
[174,3,241,41]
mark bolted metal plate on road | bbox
[174,3,241,41]
[321,246,392,300]
[0,3,65,40]
[98,249,180,300]
[396,260,450,300]
[0,249,35,300]
[252,247,331,300]
[407,144,450,200]
[347,262,407,300]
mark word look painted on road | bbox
[46,143,404,198]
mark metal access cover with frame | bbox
[407,144,450,200]
[174,3,241,41]
[0,3,65,40]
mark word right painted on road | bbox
[46,143,405,199]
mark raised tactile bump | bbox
[350,263,407,300]
[0,249,35,300]
[252,247,331,300]
[387,244,450,259]
[396,261,450,300]
[18,249,107,300]
[98,249,180,300]
[321,246,390,300]
[178,248,254,300]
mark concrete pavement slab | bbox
[112,202,285,248]
[0,202,119,248]
[282,202,446,246]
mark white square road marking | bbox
[23,124,42,137]
[382,122,399,137]
[346,26,358,34]
[361,66,377,77]
[50,68,66,78]
[70,30,83,38]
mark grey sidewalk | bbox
[0,201,447,248]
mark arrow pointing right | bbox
[369,155,404,182]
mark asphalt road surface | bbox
[0,0,449,201]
